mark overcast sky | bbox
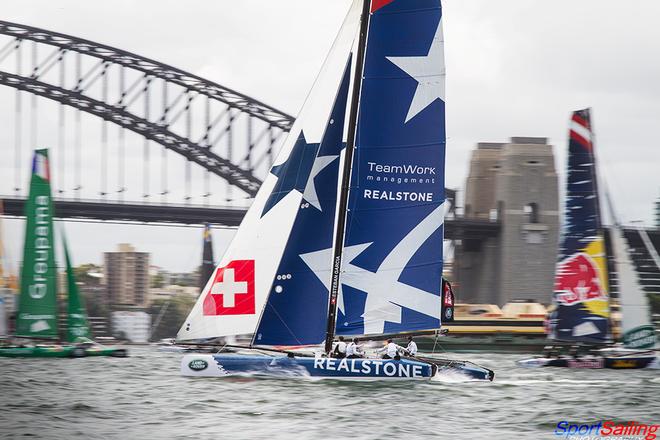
[1,0,659,273]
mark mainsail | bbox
[610,225,657,349]
[335,0,446,337]
[63,232,91,343]
[16,149,59,339]
[550,109,610,343]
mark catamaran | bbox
[518,109,658,369]
[0,149,127,358]
[178,0,493,381]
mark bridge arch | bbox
[0,20,295,199]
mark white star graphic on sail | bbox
[302,154,338,211]
[387,19,445,123]
[300,203,446,334]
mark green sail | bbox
[64,232,90,343]
[16,149,59,339]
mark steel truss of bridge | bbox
[1,197,501,240]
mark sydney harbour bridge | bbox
[0,20,658,304]
[0,20,497,242]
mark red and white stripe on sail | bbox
[569,112,592,150]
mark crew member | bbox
[333,336,347,359]
[405,336,418,356]
[346,338,364,358]
[378,339,401,360]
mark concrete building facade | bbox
[455,137,559,306]
[104,243,150,308]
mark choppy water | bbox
[1,347,658,439]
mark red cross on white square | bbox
[203,260,255,316]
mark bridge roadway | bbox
[1,197,501,240]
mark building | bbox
[655,195,660,229]
[149,285,199,303]
[455,137,559,306]
[104,244,150,308]
[112,311,151,343]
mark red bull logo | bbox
[554,253,605,305]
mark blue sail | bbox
[337,0,445,336]
[550,109,610,343]
[253,59,351,346]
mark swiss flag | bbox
[203,260,255,316]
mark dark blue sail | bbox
[253,60,351,346]
[550,109,610,343]
[337,0,445,337]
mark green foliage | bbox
[151,272,165,288]
[148,295,196,341]
[73,264,102,287]
[649,293,660,315]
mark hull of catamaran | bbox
[518,351,658,369]
[0,345,128,358]
[181,354,494,381]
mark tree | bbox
[151,272,165,288]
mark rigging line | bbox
[13,40,22,195]
[74,52,82,199]
[324,0,371,354]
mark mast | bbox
[200,223,214,292]
[323,0,371,354]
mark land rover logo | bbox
[188,359,208,371]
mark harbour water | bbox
[1,347,658,439]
